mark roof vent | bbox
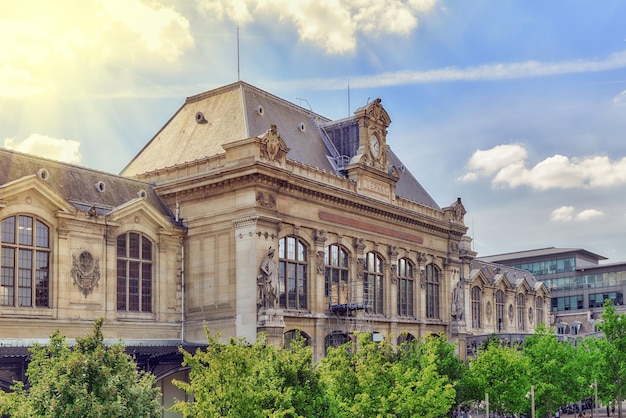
[95,180,106,193]
[195,112,207,124]
[37,168,49,181]
[137,189,148,199]
[256,105,264,116]
[297,122,306,132]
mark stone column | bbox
[233,215,279,343]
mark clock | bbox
[369,134,381,158]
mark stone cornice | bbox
[154,160,466,239]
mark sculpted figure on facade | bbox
[451,280,464,321]
[452,197,466,224]
[257,247,278,309]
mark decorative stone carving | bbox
[260,124,289,162]
[451,280,464,321]
[353,237,366,253]
[257,247,278,310]
[390,264,398,285]
[256,191,276,208]
[313,229,327,246]
[316,250,325,275]
[71,251,101,297]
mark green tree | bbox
[464,338,530,416]
[599,300,626,418]
[0,318,161,418]
[318,332,456,418]
[522,323,578,417]
[172,328,332,417]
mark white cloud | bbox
[458,144,527,181]
[4,134,82,164]
[551,206,574,222]
[461,144,626,190]
[550,206,604,222]
[575,209,604,221]
[614,90,626,104]
[288,48,626,90]
[0,0,194,98]
[196,0,438,54]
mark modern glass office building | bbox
[479,247,626,313]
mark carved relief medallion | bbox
[71,251,101,297]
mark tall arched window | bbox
[471,286,481,328]
[324,332,351,354]
[425,264,440,319]
[496,290,505,332]
[1,215,50,307]
[536,296,544,325]
[517,293,526,330]
[117,232,152,312]
[397,258,414,317]
[364,252,383,314]
[325,244,349,306]
[278,236,307,310]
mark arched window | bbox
[471,286,481,328]
[1,215,50,307]
[325,244,349,306]
[364,252,383,314]
[117,232,152,312]
[536,296,544,325]
[324,332,351,354]
[425,264,440,319]
[397,258,414,317]
[284,329,311,348]
[397,332,416,348]
[496,290,505,332]
[517,293,525,330]
[278,236,307,310]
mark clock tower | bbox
[346,98,399,202]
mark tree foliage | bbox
[464,338,530,416]
[0,318,161,418]
[172,328,332,417]
[599,300,626,418]
[523,323,579,417]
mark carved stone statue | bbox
[451,280,464,321]
[257,247,279,309]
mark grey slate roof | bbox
[469,258,540,290]
[0,148,175,222]
[121,81,441,210]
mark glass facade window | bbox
[517,294,525,330]
[425,264,440,319]
[117,232,152,312]
[1,215,50,308]
[278,236,307,310]
[589,292,623,308]
[512,257,575,276]
[551,295,584,311]
[364,252,383,314]
[471,286,481,329]
[496,290,505,332]
[397,258,414,317]
[325,245,349,306]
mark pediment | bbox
[107,197,174,231]
[0,175,75,214]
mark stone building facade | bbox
[0,81,546,411]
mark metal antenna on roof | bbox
[237,24,240,81]
[348,77,350,116]
[296,98,312,111]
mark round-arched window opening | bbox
[195,112,207,124]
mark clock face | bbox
[369,135,381,158]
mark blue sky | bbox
[2,0,626,262]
